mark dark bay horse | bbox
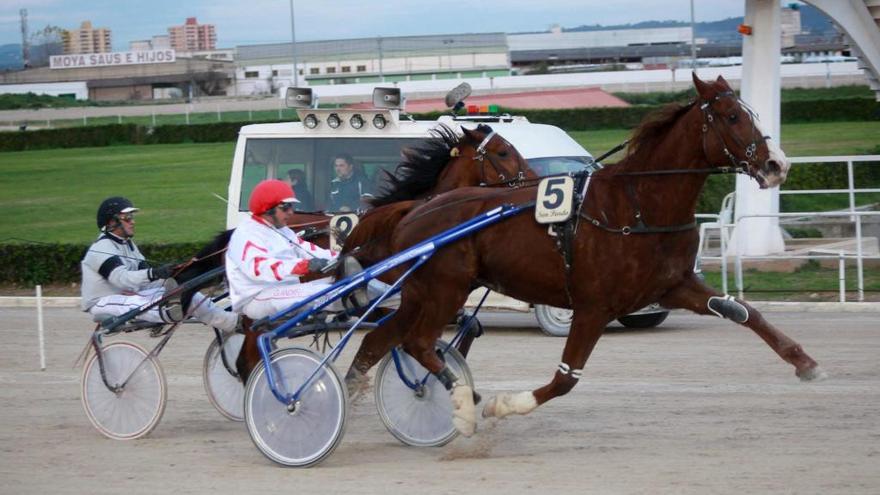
[344,74,824,437]
[199,123,536,381]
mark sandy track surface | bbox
[1,308,878,494]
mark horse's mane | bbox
[622,100,696,164]
[370,123,472,207]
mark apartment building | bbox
[62,21,112,55]
[168,17,216,52]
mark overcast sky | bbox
[1,0,752,49]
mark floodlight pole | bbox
[289,0,299,87]
[689,0,697,68]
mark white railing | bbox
[699,155,880,301]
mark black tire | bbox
[616,311,669,329]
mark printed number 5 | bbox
[542,177,566,209]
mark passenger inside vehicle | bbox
[284,168,315,211]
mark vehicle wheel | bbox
[203,333,245,421]
[244,347,347,467]
[617,311,669,328]
[81,341,167,440]
[375,340,473,447]
[534,304,572,337]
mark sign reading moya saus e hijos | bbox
[50,49,176,69]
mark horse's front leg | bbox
[659,273,826,381]
[482,310,610,420]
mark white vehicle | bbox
[226,85,669,335]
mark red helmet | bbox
[248,179,298,216]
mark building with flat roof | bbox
[0,56,234,101]
[62,21,111,55]
[169,17,216,52]
[234,33,510,95]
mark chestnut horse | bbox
[183,123,537,381]
[344,74,825,437]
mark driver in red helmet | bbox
[225,179,340,319]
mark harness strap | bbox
[578,210,697,235]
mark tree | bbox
[29,25,63,67]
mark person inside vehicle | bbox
[284,168,315,211]
[81,196,239,333]
[327,153,373,212]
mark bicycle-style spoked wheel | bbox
[203,333,245,421]
[244,347,347,467]
[81,341,167,440]
[375,340,473,447]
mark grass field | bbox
[1,121,878,244]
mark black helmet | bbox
[96,196,139,230]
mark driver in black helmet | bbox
[80,196,239,332]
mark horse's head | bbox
[452,124,536,187]
[692,73,790,189]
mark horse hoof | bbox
[451,385,476,437]
[798,366,829,382]
[482,396,498,419]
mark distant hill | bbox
[564,4,837,43]
[0,44,22,70]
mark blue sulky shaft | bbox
[258,202,530,405]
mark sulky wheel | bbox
[375,340,473,447]
[81,341,167,440]
[244,347,347,467]
[202,333,245,421]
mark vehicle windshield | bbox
[528,156,599,176]
[240,137,595,214]
[241,137,425,213]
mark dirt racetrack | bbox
[1,307,878,494]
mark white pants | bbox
[89,287,238,332]
[241,277,400,320]
[241,278,337,320]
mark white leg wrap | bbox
[558,362,583,380]
[482,391,538,419]
[451,384,477,437]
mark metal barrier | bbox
[698,155,880,301]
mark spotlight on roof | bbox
[303,113,319,129]
[350,113,364,130]
[327,113,342,129]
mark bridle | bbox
[699,90,769,173]
[473,130,528,187]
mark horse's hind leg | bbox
[659,273,825,381]
[483,309,610,420]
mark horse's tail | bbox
[176,229,233,313]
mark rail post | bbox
[36,285,46,370]
[838,251,846,302]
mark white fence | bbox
[699,155,880,301]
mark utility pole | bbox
[288,0,299,87]
[689,0,697,68]
[20,9,30,68]
[377,36,384,82]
